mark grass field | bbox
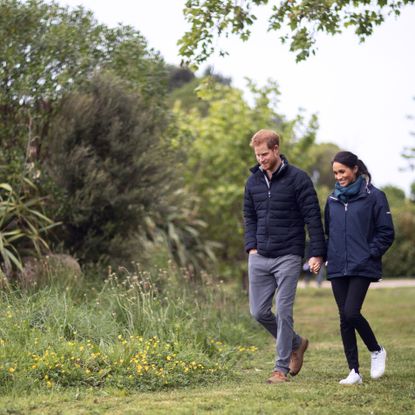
[0,285,414,415]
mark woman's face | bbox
[332,162,358,187]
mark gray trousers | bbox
[248,253,302,374]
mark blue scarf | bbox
[333,175,364,203]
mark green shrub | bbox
[383,204,415,277]
[44,72,178,266]
[0,179,58,277]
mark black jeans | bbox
[331,276,380,372]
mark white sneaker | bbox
[371,347,387,379]
[339,369,363,385]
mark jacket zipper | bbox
[264,174,271,251]
[344,203,348,275]
[258,162,286,253]
[330,185,371,275]
[329,196,349,275]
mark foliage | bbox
[401,97,415,170]
[0,265,258,393]
[372,186,415,277]
[167,65,232,115]
[42,71,216,274]
[173,78,318,276]
[168,76,212,115]
[178,0,415,66]
[0,0,166,183]
[0,0,165,106]
[167,65,196,91]
[145,192,222,276]
[383,203,415,276]
[381,184,406,207]
[305,142,341,188]
[0,178,57,276]
[402,144,415,170]
[42,72,176,266]
[0,285,414,412]
[1,1,223,275]
[410,181,415,202]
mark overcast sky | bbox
[56,0,415,194]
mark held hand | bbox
[249,249,258,254]
[308,256,323,274]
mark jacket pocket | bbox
[326,244,343,274]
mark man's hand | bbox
[249,249,258,254]
[308,256,323,274]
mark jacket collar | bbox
[250,154,289,179]
[330,176,372,202]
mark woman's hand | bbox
[308,256,323,274]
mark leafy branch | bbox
[178,0,415,66]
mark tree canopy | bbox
[0,0,166,173]
[44,72,174,264]
[1,0,414,278]
[401,97,415,171]
[172,77,318,276]
[178,0,415,66]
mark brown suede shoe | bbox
[266,371,289,384]
[289,337,309,376]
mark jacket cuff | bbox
[245,243,256,253]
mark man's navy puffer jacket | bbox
[324,180,394,280]
[243,155,326,259]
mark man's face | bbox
[254,143,280,172]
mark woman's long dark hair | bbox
[332,151,372,183]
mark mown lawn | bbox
[0,286,414,415]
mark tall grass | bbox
[0,263,258,393]
[1,284,413,414]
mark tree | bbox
[173,77,318,277]
[305,142,341,188]
[167,65,196,91]
[43,72,176,265]
[44,72,216,273]
[167,65,232,115]
[401,97,415,170]
[381,185,406,207]
[178,0,415,66]
[0,0,166,183]
[383,203,415,276]
[411,181,415,203]
[1,1,223,273]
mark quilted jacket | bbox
[244,155,326,259]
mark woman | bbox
[324,151,394,385]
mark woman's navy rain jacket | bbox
[324,180,394,280]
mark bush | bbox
[383,204,415,277]
[43,72,179,266]
[0,178,58,278]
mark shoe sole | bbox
[339,379,363,385]
[266,379,289,384]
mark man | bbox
[244,129,325,383]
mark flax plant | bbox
[0,179,58,276]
